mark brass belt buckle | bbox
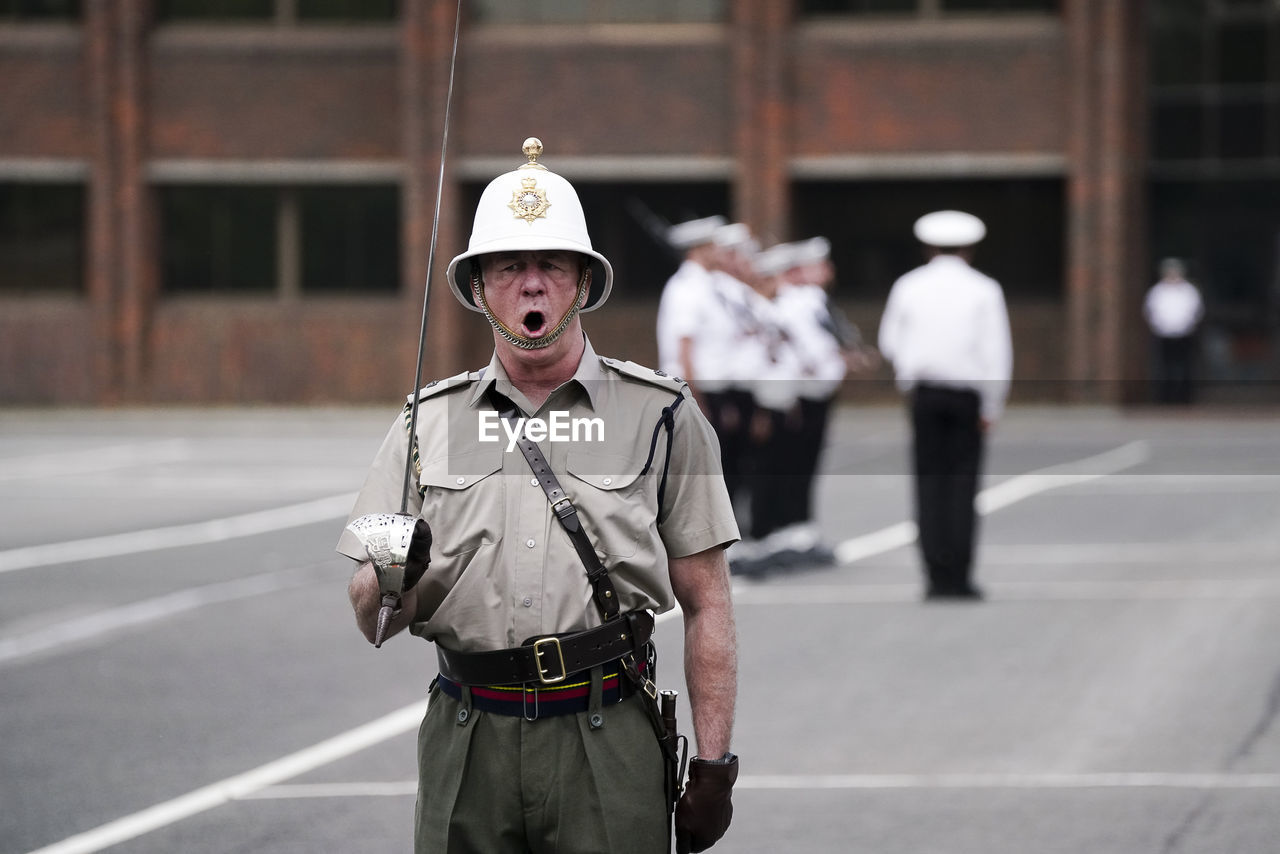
[533,636,567,684]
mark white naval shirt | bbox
[878,254,1013,421]
[656,259,715,377]
[655,260,759,392]
[773,283,846,400]
[743,285,802,412]
[1143,278,1203,338]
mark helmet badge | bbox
[509,176,550,224]
[508,136,551,224]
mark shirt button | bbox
[526,538,536,548]
[455,476,465,485]
[523,597,533,607]
[602,477,612,486]
[531,477,539,487]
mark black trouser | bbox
[1154,335,1195,404]
[701,389,755,511]
[747,405,789,540]
[777,395,833,530]
[910,384,984,593]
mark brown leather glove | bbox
[402,517,432,591]
[674,753,738,854]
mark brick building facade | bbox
[0,1,1273,405]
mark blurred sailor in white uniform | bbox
[766,237,877,566]
[656,214,727,382]
[738,244,804,565]
[1142,257,1204,405]
[878,211,1012,601]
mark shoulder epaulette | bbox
[404,370,477,405]
[599,357,688,393]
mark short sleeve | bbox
[334,409,423,561]
[656,389,741,557]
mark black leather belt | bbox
[435,611,655,687]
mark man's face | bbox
[477,250,586,342]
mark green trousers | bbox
[414,676,669,854]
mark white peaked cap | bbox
[790,236,831,265]
[913,210,987,248]
[667,215,728,250]
[754,244,798,278]
[446,137,613,313]
[712,222,754,251]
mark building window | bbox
[0,182,84,295]
[160,185,399,296]
[1150,0,1280,170]
[0,0,80,19]
[467,1,724,24]
[299,186,399,294]
[156,0,273,20]
[162,186,276,294]
[793,178,1064,302]
[800,0,1057,15]
[155,0,396,22]
[297,0,396,20]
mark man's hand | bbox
[402,517,432,591]
[675,753,739,853]
[348,561,420,646]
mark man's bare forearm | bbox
[347,560,419,645]
[684,596,737,757]
[671,548,737,758]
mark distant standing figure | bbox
[878,211,1012,601]
[1143,258,1204,405]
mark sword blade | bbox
[401,0,464,515]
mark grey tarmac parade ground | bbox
[1,404,1278,854]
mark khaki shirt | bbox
[337,336,739,653]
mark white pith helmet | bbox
[913,210,986,248]
[446,137,613,313]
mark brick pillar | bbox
[116,0,153,400]
[1117,0,1150,398]
[85,2,119,400]
[729,0,792,244]
[86,0,153,403]
[1064,0,1099,399]
[1065,0,1146,402]
[402,0,467,384]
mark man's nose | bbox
[518,268,547,295]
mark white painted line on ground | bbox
[0,440,192,482]
[832,441,1149,566]
[241,781,419,800]
[22,608,683,854]
[240,771,1280,800]
[22,700,429,854]
[982,541,1280,566]
[831,521,917,565]
[1061,473,1280,494]
[0,493,356,575]
[731,577,1280,606]
[734,772,1280,790]
[0,565,328,667]
[973,440,1150,515]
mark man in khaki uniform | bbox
[340,139,740,854]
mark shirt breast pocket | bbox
[419,452,505,557]
[564,451,651,560]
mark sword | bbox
[347,0,462,648]
[400,0,463,516]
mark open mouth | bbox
[521,311,547,337]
